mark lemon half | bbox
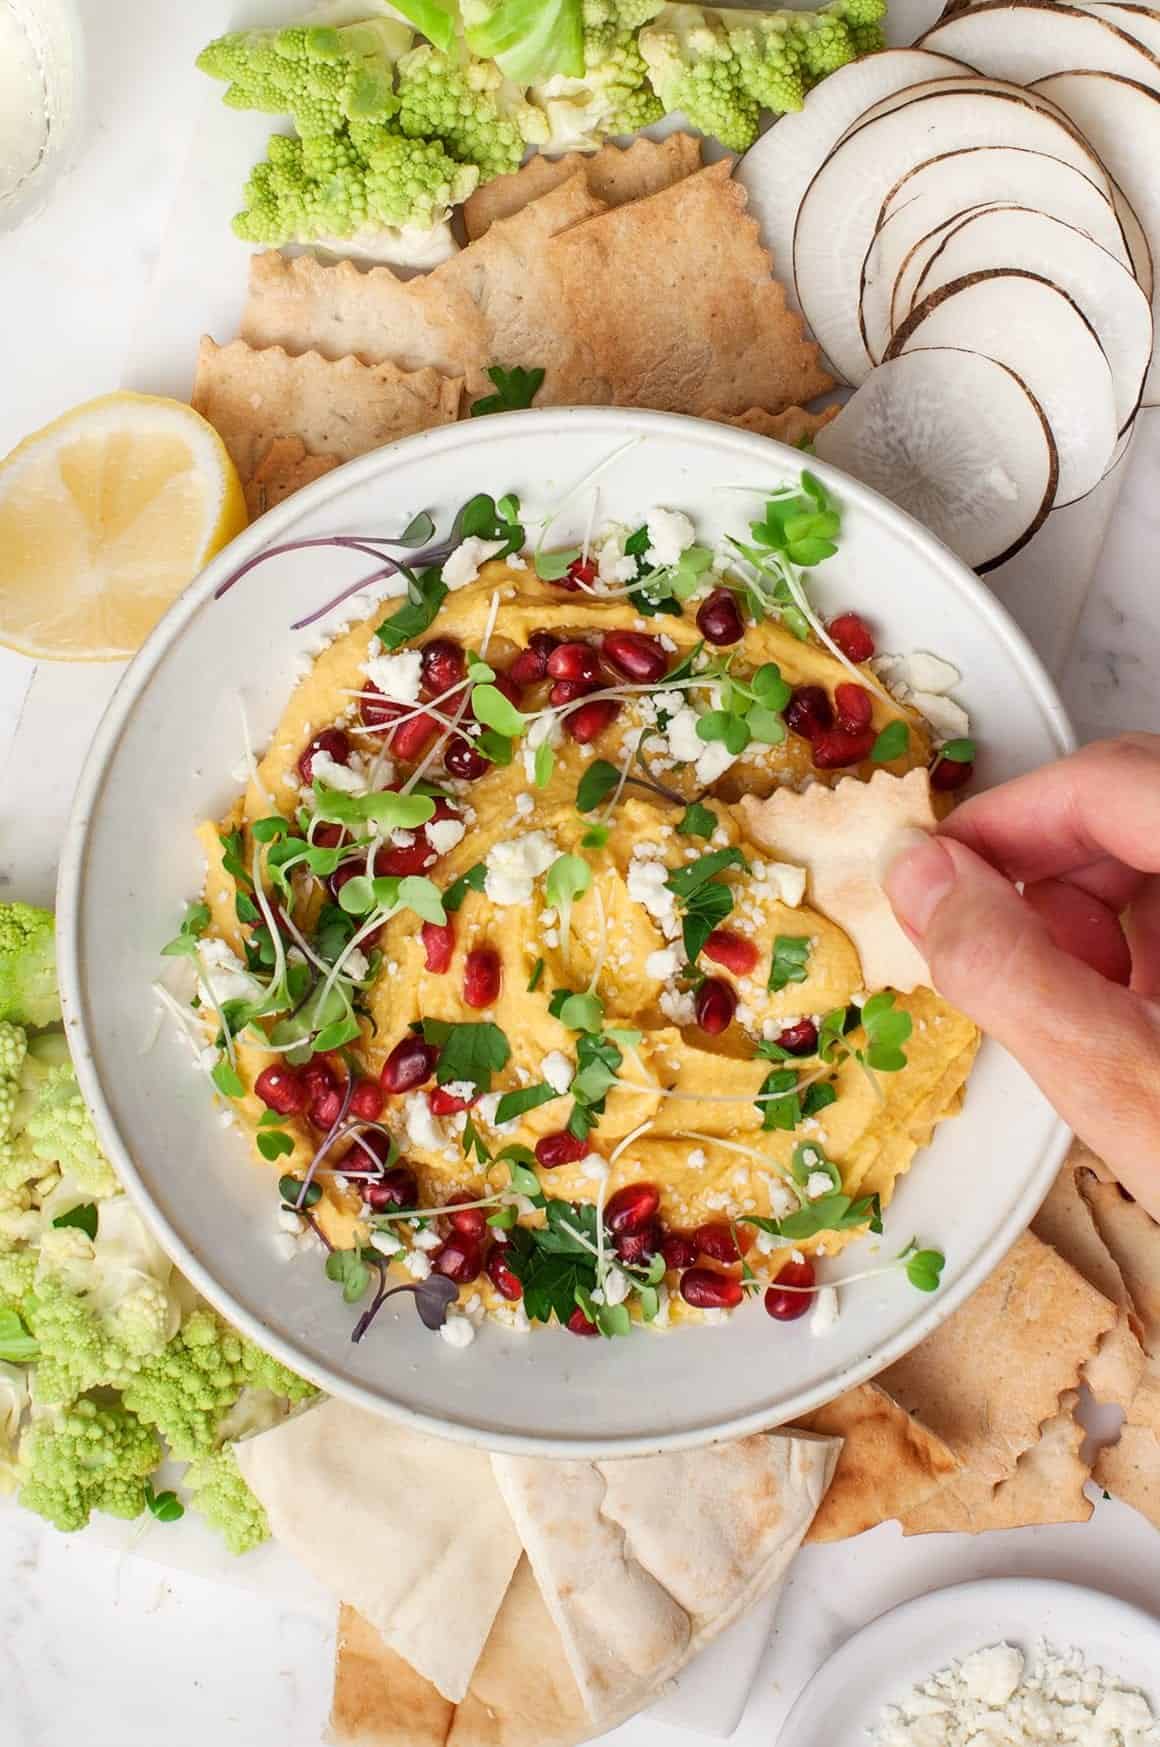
[0,392,247,660]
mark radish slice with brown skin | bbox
[1033,71,1160,403]
[909,206,1152,432]
[887,269,1117,505]
[793,88,1113,384]
[735,49,969,319]
[1083,1,1160,57]
[833,70,1084,139]
[814,348,1057,571]
[919,3,1160,95]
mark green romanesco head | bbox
[638,6,760,152]
[24,1064,117,1199]
[184,1447,269,1555]
[364,131,480,229]
[725,13,809,117]
[580,22,665,131]
[0,906,59,1029]
[18,1398,161,1532]
[792,11,856,82]
[198,21,410,138]
[0,1022,27,1143]
[395,44,535,182]
[26,1272,126,1403]
[823,0,887,56]
[582,0,666,58]
[0,1248,37,1318]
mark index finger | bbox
[940,734,1160,883]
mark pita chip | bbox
[702,404,840,447]
[236,1400,522,1703]
[329,1606,453,1747]
[464,134,702,239]
[1094,1367,1160,1531]
[1078,1171,1160,1356]
[739,768,937,992]
[191,339,461,518]
[901,1392,1093,1536]
[794,1382,957,1541]
[546,161,832,415]
[879,1231,1116,1484]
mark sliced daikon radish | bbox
[1070,0,1160,58]
[920,3,1160,95]
[887,269,1117,504]
[1034,70,1160,401]
[736,49,969,317]
[793,89,1111,384]
[836,70,1075,138]
[814,348,1056,570]
[909,207,1151,431]
[1113,185,1154,298]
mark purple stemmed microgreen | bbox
[350,1269,459,1343]
[292,1073,355,1212]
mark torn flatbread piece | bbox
[464,134,702,239]
[702,404,840,447]
[447,1557,590,1747]
[1078,1169,1160,1356]
[1094,1367,1160,1531]
[546,161,832,415]
[329,1605,453,1747]
[236,1399,522,1703]
[740,768,936,992]
[880,1230,1116,1485]
[794,1382,957,1541]
[900,1391,1092,1535]
[191,339,461,518]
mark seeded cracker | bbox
[702,404,840,447]
[464,133,703,238]
[794,1382,958,1541]
[191,340,461,518]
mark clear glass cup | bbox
[0,0,84,233]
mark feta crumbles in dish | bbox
[162,470,980,1348]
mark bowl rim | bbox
[55,406,1075,1453]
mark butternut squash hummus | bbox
[172,481,979,1346]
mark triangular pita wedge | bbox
[490,1431,837,1724]
[702,404,839,447]
[545,161,832,415]
[329,1605,453,1747]
[879,1231,1116,1484]
[901,1392,1092,1535]
[793,1381,957,1540]
[447,1557,590,1747]
[236,1399,522,1703]
[191,339,461,518]
[464,134,702,239]
[1094,1366,1160,1531]
[739,768,936,992]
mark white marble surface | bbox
[2,5,1160,1745]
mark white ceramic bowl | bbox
[57,409,1073,1455]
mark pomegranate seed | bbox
[433,1237,482,1285]
[535,1130,586,1169]
[680,1268,744,1310]
[509,631,558,685]
[547,641,602,684]
[363,1164,419,1212]
[785,685,834,742]
[605,1182,661,1235]
[349,1127,392,1168]
[828,612,875,662]
[381,1036,439,1094]
[616,1224,660,1265]
[696,587,744,646]
[421,920,455,974]
[567,1306,600,1335]
[694,1221,740,1265]
[602,630,668,683]
[420,637,466,697]
[360,683,403,731]
[660,1230,699,1271]
[764,1257,816,1322]
[703,929,758,977]
[444,736,489,780]
[487,1248,524,1301]
[375,835,437,877]
[349,1078,385,1122]
[463,945,501,1008]
[549,676,597,707]
[564,557,598,590]
[812,726,876,770]
[308,1083,345,1131]
[566,698,620,743]
[428,1088,473,1119]
[777,1019,819,1056]
[445,1192,488,1240]
[390,712,440,763]
[254,1064,308,1117]
[834,682,873,731]
[298,727,349,784]
[931,754,974,792]
[312,823,346,849]
[694,977,736,1036]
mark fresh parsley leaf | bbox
[776,1192,879,1240]
[377,569,447,651]
[667,848,748,901]
[144,1482,185,1524]
[258,1129,296,1162]
[682,881,734,963]
[677,801,716,839]
[51,1203,99,1239]
[251,816,290,843]
[494,1082,559,1124]
[444,862,487,913]
[469,364,545,417]
[871,720,910,763]
[527,957,545,993]
[0,1308,38,1363]
[801,1081,837,1118]
[504,1226,597,1326]
[462,1115,491,1164]
[422,1019,511,1091]
[576,759,620,814]
[757,1067,800,1132]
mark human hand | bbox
[885,735,1160,1220]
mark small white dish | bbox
[57,408,1073,1454]
[778,1577,1160,1747]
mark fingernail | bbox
[884,835,958,939]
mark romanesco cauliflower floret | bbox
[0,905,59,1029]
[184,1447,269,1554]
[0,1248,37,1317]
[0,1360,28,1493]
[793,9,857,82]
[396,44,547,181]
[0,1022,27,1136]
[578,4,665,134]
[824,0,886,57]
[19,1399,161,1532]
[638,5,760,151]
[197,20,412,137]
[725,12,809,116]
[24,1065,117,1199]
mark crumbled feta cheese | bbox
[659,985,696,1026]
[484,830,558,905]
[541,1051,574,1095]
[694,740,737,787]
[596,528,638,586]
[440,1313,476,1349]
[644,507,695,569]
[443,536,506,591]
[276,1208,303,1235]
[580,1154,609,1181]
[196,938,265,1008]
[903,651,961,695]
[760,861,808,908]
[602,1266,631,1306]
[688,1148,707,1169]
[515,792,535,817]
[404,1093,446,1153]
[271,1232,299,1262]
[404,1248,432,1280]
[912,689,970,742]
[809,1284,839,1337]
[361,646,423,704]
[370,1230,403,1257]
[427,817,466,856]
[344,948,370,982]
[664,706,703,764]
[412,1226,443,1252]
[806,1171,833,1200]
[627,852,680,938]
[309,749,369,795]
[645,945,684,981]
[522,711,561,782]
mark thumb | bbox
[886,835,1160,1214]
